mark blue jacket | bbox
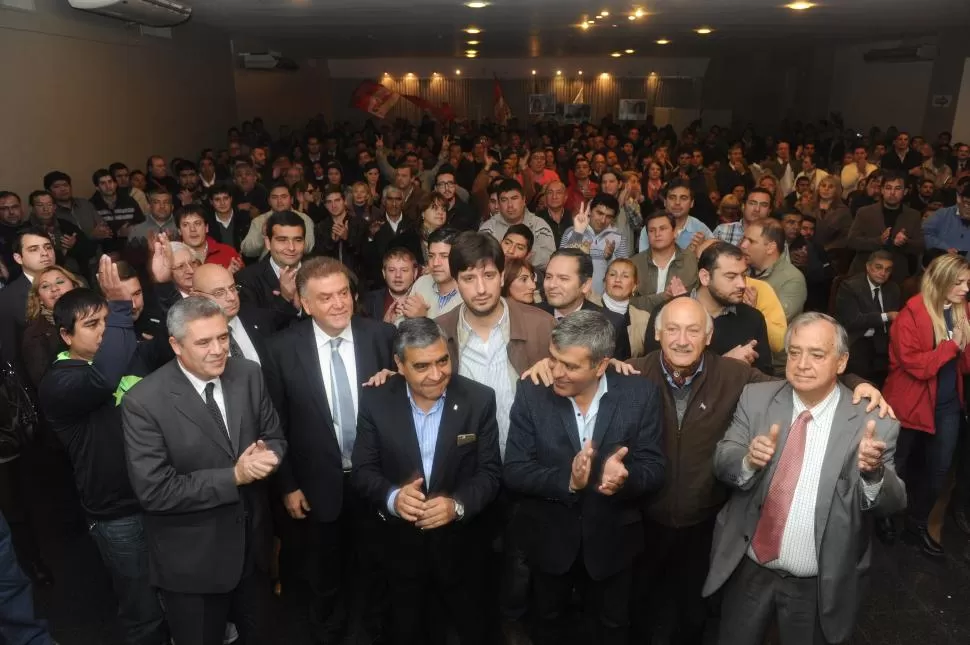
[923,205,970,255]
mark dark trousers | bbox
[633,517,716,645]
[532,555,632,645]
[954,413,970,508]
[160,569,271,645]
[0,456,42,568]
[896,405,963,525]
[302,477,384,643]
[0,512,52,645]
[717,557,834,645]
[87,514,168,645]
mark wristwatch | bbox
[453,499,465,521]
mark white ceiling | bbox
[187,0,970,58]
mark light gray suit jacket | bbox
[702,380,906,644]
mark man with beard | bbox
[434,166,478,232]
[174,161,206,207]
[847,171,924,281]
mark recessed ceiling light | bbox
[455,69,461,75]
[625,49,635,54]
[464,1,490,7]
[463,26,482,33]
[600,10,609,17]
[465,52,477,58]
[656,38,670,44]
[406,72,414,78]
[580,22,590,30]
[578,70,583,75]
[628,15,636,21]
[785,1,816,9]
[694,27,714,34]
[595,15,603,19]
[531,69,536,75]
[465,49,478,55]
[556,70,562,76]
[600,73,610,79]
[611,52,622,57]
[467,40,480,45]
[634,8,645,18]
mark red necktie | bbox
[751,410,813,564]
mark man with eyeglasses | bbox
[922,183,970,259]
[435,166,478,232]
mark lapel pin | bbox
[699,402,707,410]
[453,404,458,411]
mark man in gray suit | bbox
[122,297,287,645]
[702,312,906,645]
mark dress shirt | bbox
[228,316,261,365]
[923,205,970,256]
[712,221,745,246]
[269,257,302,281]
[386,387,447,516]
[739,386,883,576]
[864,278,889,338]
[568,376,608,448]
[456,300,517,459]
[641,215,713,251]
[176,360,228,438]
[561,225,630,295]
[653,255,673,294]
[411,274,461,318]
[311,322,359,467]
[385,213,403,234]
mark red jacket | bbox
[883,294,970,434]
[203,236,241,269]
[565,180,598,214]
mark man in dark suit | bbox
[539,247,632,360]
[504,310,665,645]
[122,296,287,645]
[192,263,277,365]
[263,257,396,643]
[359,247,418,324]
[835,250,901,388]
[847,171,924,281]
[352,317,501,644]
[703,313,905,645]
[0,228,55,368]
[235,210,305,327]
[362,186,423,289]
[207,183,250,252]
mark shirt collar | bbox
[660,356,705,389]
[176,360,220,396]
[792,384,840,420]
[269,257,301,280]
[689,288,736,316]
[312,320,354,349]
[867,277,880,293]
[569,374,609,420]
[406,385,447,416]
[458,298,509,346]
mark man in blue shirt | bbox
[638,179,713,252]
[351,317,501,645]
[923,183,970,258]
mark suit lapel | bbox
[219,363,243,455]
[169,364,234,460]
[351,317,372,400]
[295,321,335,430]
[429,385,462,490]
[388,379,425,483]
[591,380,619,449]
[758,386,795,503]
[556,396,582,454]
[814,385,858,547]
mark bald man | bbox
[191,263,279,365]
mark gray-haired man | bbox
[122,296,287,645]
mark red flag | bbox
[493,75,512,125]
[349,81,400,119]
[401,95,456,122]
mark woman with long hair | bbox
[22,265,84,389]
[397,192,448,265]
[587,258,651,357]
[644,161,666,206]
[501,258,538,305]
[883,254,970,556]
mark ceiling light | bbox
[465,52,477,58]
[580,22,590,30]
[611,52,622,57]
[600,73,610,79]
[463,26,482,33]
[556,70,562,76]
[601,10,609,16]
[656,38,670,44]
[694,27,714,34]
[455,69,461,75]
[432,72,439,77]
[467,40,480,45]
[405,73,415,79]
[625,49,635,54]
[785,1,816,9]
[628,15,636,20]
[531,69,536,75]
[465,49,478,55]
[578,70,583,75]
[464,1,490,7]
[634,8,645,17]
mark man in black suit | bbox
[192,263,277,365]
[359,247,418,324]
[0,228,55,368]
[235,210,305,327]
[263,256,396,643]
[363,186,423,289]
[122,297,287,645]
[539,247,632,360]
[835,250,901,388]
[352,317,502,644]
[207,182,250,252]
[504,310,665,645]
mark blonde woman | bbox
[588,258,651,357]
[22,265,84,388]
[806,175,852,251]
[884,254,970,556]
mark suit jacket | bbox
[121,358,287,594]
[234,304,279,363]
[538,299,632,361]
[702,381,906,643]
[315,214,368,278]
[363,217,424,289]
[263,316,396,522]
[436,299,556,375]
[236,257,301,327]
[834,274,901,349]
[629,247,700,313]
[0,274,31,369]
[360,288,390,321]
[503,373,666,580]
[351,375,502,580]
[847,203,924,280]
[205,211,250,252]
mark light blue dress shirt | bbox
[386,387,447,516]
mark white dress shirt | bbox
[177,360,229,438]
[311,322,359,468]
[653,255,672,295]
[864,278,889,338]
[228,316,261,365]
[568,376,608,448]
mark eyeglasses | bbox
[196,284,240,299]
[435,181,456,188]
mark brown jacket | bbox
[436,298,555,374]
[847,203,924,280]
[629,247,699,313]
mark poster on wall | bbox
[528,94,556,115]
[618,99,648,121]
[562,103,591,123]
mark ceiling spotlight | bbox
[467,40,480,45]
[531,69,537,75]
[464,1,490,7]
[625,48,635,54]
[580,22,590,30]
[465,52,477,58]
[694,27,714,34]
[634,8,645,17]
[578,70,583,75]
[432,72,439,77]
[611,52,622,57]
[601,10,609,16]
[785,1,816,8]
[455,69,461,75]
[556,70,562,76]
[465,49,478,55]
[628,15,636,20]
[600,73,610,79]
[656,38,670,44]
[463,26,482,33]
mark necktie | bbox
[330,338,356,463]
[873,287,886,332]
[204,382,230,440]
[751,409,813,564]
[228,326,245,360]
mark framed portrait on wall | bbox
[618,99,648,122]
[529,94,556,115]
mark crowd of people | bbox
[1,110,970,645]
